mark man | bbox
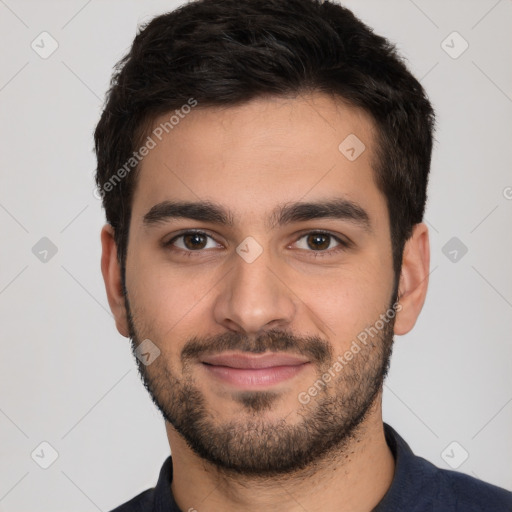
[94,0,512,510]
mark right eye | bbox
[164,231,222,252]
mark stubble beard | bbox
[125,295,395,477]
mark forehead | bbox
[131,93,386,227]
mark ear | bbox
[394,223,430,336]
[100,224,130,337]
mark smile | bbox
[200,352,310,389]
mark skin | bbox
[101,92,430,512]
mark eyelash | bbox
[163,230,351,257]
[295,232,350,257]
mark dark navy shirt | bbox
[110,424,512,511]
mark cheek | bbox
[293,260,393,347]
[126,254,218,348]
[131,277,205,332]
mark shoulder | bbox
[108,488,155,512]
[107,456,174,512]
[429,464,512,511]
[379,424,512,512]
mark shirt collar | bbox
[372,423,436,511]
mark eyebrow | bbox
[270,199,371,231]
[142,198,371,232]
[143,200,233,227]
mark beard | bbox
[125,295,395,477]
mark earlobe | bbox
[394,223,430,336]
[100,224,130,338]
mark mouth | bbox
[200,352,310,389]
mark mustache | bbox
[181,329,333,365]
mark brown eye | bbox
[293,232,345,253]
[167,231,219,251]
[182,233,208,250]
[306,233,331,250]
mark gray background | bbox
[0,0,511,510]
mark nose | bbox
[212,246,297,334]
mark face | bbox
[121,93,398,475]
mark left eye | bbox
[294,232,342,251]
[170,232,219,251]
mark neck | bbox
[167,399,395,512]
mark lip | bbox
[201,352,310,389]
[201,352,309,369]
